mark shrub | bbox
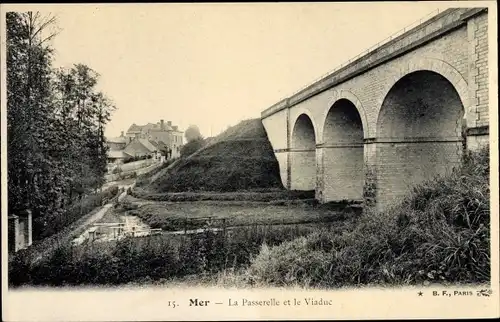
[180,138,206,158]
[247,237,333,287]
[10,148,489,288]
[9,222,321,287]
[33,186,120,240]
[135,158,177,187]
[123,154,151,164]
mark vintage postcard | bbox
[1,1,498,321]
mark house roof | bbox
[156,140,168,150]
[149,124,173,131]
[141,123,158,132]
[138,138,158,152]
[107,136,127,144]
[124,140,151,156]
[149,140,159,148]
[107,150,128,159]
[123,150,134,157]
[126,123,142,133]
[126,121,181,135]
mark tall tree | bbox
[7,12,59,218]
[7,12,116,240]
[53,64,115,196]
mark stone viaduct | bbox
[261,8,489,211]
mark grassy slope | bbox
[126,200,360,232]
[150,118,285,193]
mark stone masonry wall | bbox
[261,10,489,210]
[468,13,489,128]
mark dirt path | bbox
[71,186,137,245]
[25,184,135,262]
[82,204,114,228]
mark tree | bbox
[7,12,60,218]
[53,65,115,194]
[185,124,203,142]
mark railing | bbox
[277,8,443,102]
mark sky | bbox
[34,3,451,138]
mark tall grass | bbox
[8,224,323,287]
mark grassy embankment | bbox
[121,197,358,232]
[135,119,288,196]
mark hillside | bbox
[149,118,285,192]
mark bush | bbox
[135,158,177,187]
[9,223,319,287]
[247,237,333,287]
[117,171,137,180]
[10,147,489,288]
[180,138,206,158]
[246,146,491,287]
[33,186,120,240]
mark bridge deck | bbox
[261,7,486,119]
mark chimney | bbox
[167,121,172,126]
[120,131,124,137]
[160,119,164,130]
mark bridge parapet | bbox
[261,7,487,119]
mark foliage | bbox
[180,137,206,158]
[184,124,203,143]
[12,144,489,289]
[34,186,120,240]
[8,223,319,286]
[7,12,116,241]
[135,158,177,187]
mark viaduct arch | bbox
[290,112,317,191]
